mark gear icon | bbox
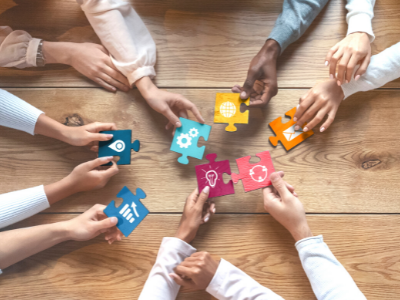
[177,133,192,148]
[189,128,199,138]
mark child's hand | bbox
[263,172,312,242]
[136,77,205,135]
[293,79,344,133]
[175,187,215,244]
[63,204,123,243]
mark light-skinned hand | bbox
[175,187,215,244]
[293,79,344,133]
[232,39,280,107]
[263,172,312,242]
[170,252,219,291]
[325,32,371,86]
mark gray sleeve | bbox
[268,0,330,53]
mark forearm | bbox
[34,114,72,144]
[297,235,366,300]
[44,176,78,205]
[268,0,330,53]
[0,222,70,270]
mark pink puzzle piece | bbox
[195,153,235,198]
[232,151,275,192]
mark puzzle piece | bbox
[269,107,314,151]
[170,117,212,164]
[195,153,235,198]
[98,130,140,165]
[104,186,148,237]
[232,151,275,192]
[214,93,250,132]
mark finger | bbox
[88,132,114,142]
[325,43,340,66]
[354,54,371,80]
[101,160,119,178]
[269,172,291,199]
[250,84,277,108]
[302,107,329,132]
[103,64,130,90]
[163,107,181,128]
[94,216,118,232]
[241,69,258,100]
[195,186,210,209]
[293,92,316,123]
[345,54,360,84]
[329,48,344,79]
[169,273,194,288]
[90,145,99,152]
[99,72,129,93]
[296,100,323,131]
[336,52,352,86]
[86,156,114,169]
[183,99,205,124]
[319,109,337,133]
[175,265,193,278]
[91,122,118,132]
[231,85,242,93]
[94,77,117,93]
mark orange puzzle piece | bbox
[269,107,314,151]
[214,93,250,132]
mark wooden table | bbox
[1,0,400,299]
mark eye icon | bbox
[108,140,125,153]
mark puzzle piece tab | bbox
[195,153,235,198]
[214,93,250,132]
[104,186,148,237]
[269,107,314,151]
[98,130,140,165]
[232,151,275,192]
[170,117,212,164]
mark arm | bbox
[0,204,120,273]
[296,236,366,300]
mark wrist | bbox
[52,221,73,243]
[290,224,313,242]
[175,224,197,244]
[262,39,281,59]
[42,41,73,65]
[135,76,158,101]
[44,176,77,205]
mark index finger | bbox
[101,160,119,178]
[95,122,118,132]
[195,186,210,209]
[186,101,205,124]
[293,91,315,122]
[325,43,339,65]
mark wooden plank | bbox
[0,0,399,88]
[0,88,399,213]
[1,214,399,299]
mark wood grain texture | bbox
[0,0,399,88]
[0,88,399,213]
[1,214,400,300]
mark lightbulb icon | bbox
[108,140,126,153]
[205,170,218,188]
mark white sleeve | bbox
[345,0,376,42]
[0,26,41,68]
[139,237,197,300]
[0,185,49,229]
[341,41,400,99]
[206,259,284,300]
[77,0,156,86]
[0,89,44,135]
[296,235,366,300]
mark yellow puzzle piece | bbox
[214,93,250,132]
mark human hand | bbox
[136,77,205,135]
[62,122,117,150]
[263,172,312,242]
[64,157,119,194]
[63,204,123,243]
[170,252,219,291]
[175,187,215,244]
[232,39,280,107]
[43,42,130,92]
[325,32,371,86]
[293,79,344,133]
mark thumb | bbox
[95,216,118,233]
[241,71,257,100]
[195,186,210,209]
[169,273,193,288]
[89,132,114,142]
[270,172,291,199]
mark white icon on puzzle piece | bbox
[108,140,126,153]
[119,202,139,224]
[205,170,218,188]
[249,165,268,182]
[283,125,304,141]
[176,128,199,148]
[220,101,236,118]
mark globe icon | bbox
[220,101,236,118]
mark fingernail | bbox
[110,217,118,224]
[240,91,247,99]
[175,121,181,127]
[325,61,328,66]
[203,186,210,194]
[320,127,325,133]
[294,192,298,197]
[106,134,113,139]
[335,73,338,77]
[337,81,341,86]
[293,117,297,122]
[100,156,113,162]
[330,74,334,79]
[294,125,300,131]
[213,207,216,213]
[303,127,308,132]
[346,80,349,84]
[204,214,210,223]
[355,75,360,81]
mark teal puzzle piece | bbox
[98,130,140,165]
[170,118,212,164]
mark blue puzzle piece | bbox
[170,118,212,164]
[103,186,148,237]
[98,130,140,165]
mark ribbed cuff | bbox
[206,258,230,297]
[295,235,324,250]
[26,38,41,67]
[160,237,197,257]
[0,185,49,229]
[347,13,375,43]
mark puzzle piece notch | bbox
[103,186,148,237]
[170,117,212,164]
[195,153,235,198]
[232,151,275,192]
[98,130,140,165]
[214,93,250,132]
[268,107,314,151]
